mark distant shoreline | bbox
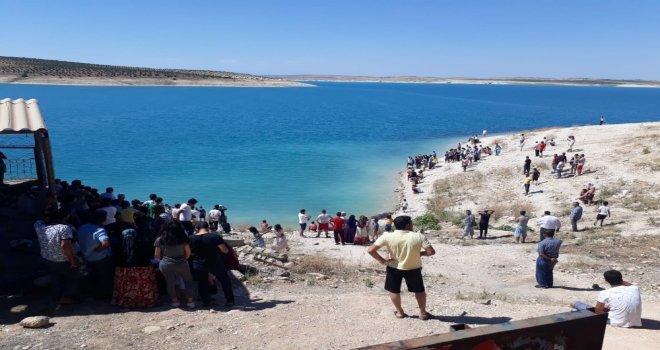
[272,76,660,88]
[0,76,313,88]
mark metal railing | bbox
[4,158,37,180]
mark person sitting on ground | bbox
[259,219,271,234]
[367,215,435,320]
[248,226,265,248]
[571,270,642,328]
[579,184,596,205]
[271,224,289,252]
[594,201,611,227]
[308,221,317,233]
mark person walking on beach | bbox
[539,140,546,157]
[567,136,575,152]
[570,202,583,232]
[594,201,611,227]
[535,229,562,289]
[514,210,529,243]
[600,115,605,125]
[523,156,531,176]
[576,154,586,176]
[534,142,540,157]
[330,212,345,245]
[531,167,540,185]
[495,143,502,156]
[536,211,561,242]
[463,210,476,239]
[316,209,331,238]
[367,215,435,320]
[555,159,565,178]
[477,209,494,239]
[401,199,408,212]
[298,209,311,238]
[523,174,532,196]
[519,134,526,151]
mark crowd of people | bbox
[31,120,642,329]
[293,209,388,246]
[34,180,237,309]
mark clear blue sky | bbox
[2,0,659,79]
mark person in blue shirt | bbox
[535,230,562,289]
[569,202,583,232]
[77,209,114,299]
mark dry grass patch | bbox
[290,255,353,278]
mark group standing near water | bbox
[29,116,641,328]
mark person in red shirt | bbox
[330,212,345,246]
[539,141,546,157]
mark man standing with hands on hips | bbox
[368,216,435,320]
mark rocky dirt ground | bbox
[1,122,659,349]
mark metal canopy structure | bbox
[0,98,56,197]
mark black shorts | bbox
[300,223,307,230]
[384,266,425,293]
[596,214,607,220]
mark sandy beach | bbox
[2,122,659,349]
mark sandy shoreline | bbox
[394,121,660,224]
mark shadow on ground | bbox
[435,315,512,325]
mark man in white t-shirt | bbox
[316,209,332,238]
[594,201,611,227]
[298,209,311,238]
[571,270,642,328]
[178,198,197,235]
[208,205,222,231]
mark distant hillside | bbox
[0,56,308,87]
[272,74,660,87]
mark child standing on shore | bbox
[271,224,289,252]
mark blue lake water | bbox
[1,82,659,225]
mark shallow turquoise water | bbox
[0,82,658,225]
